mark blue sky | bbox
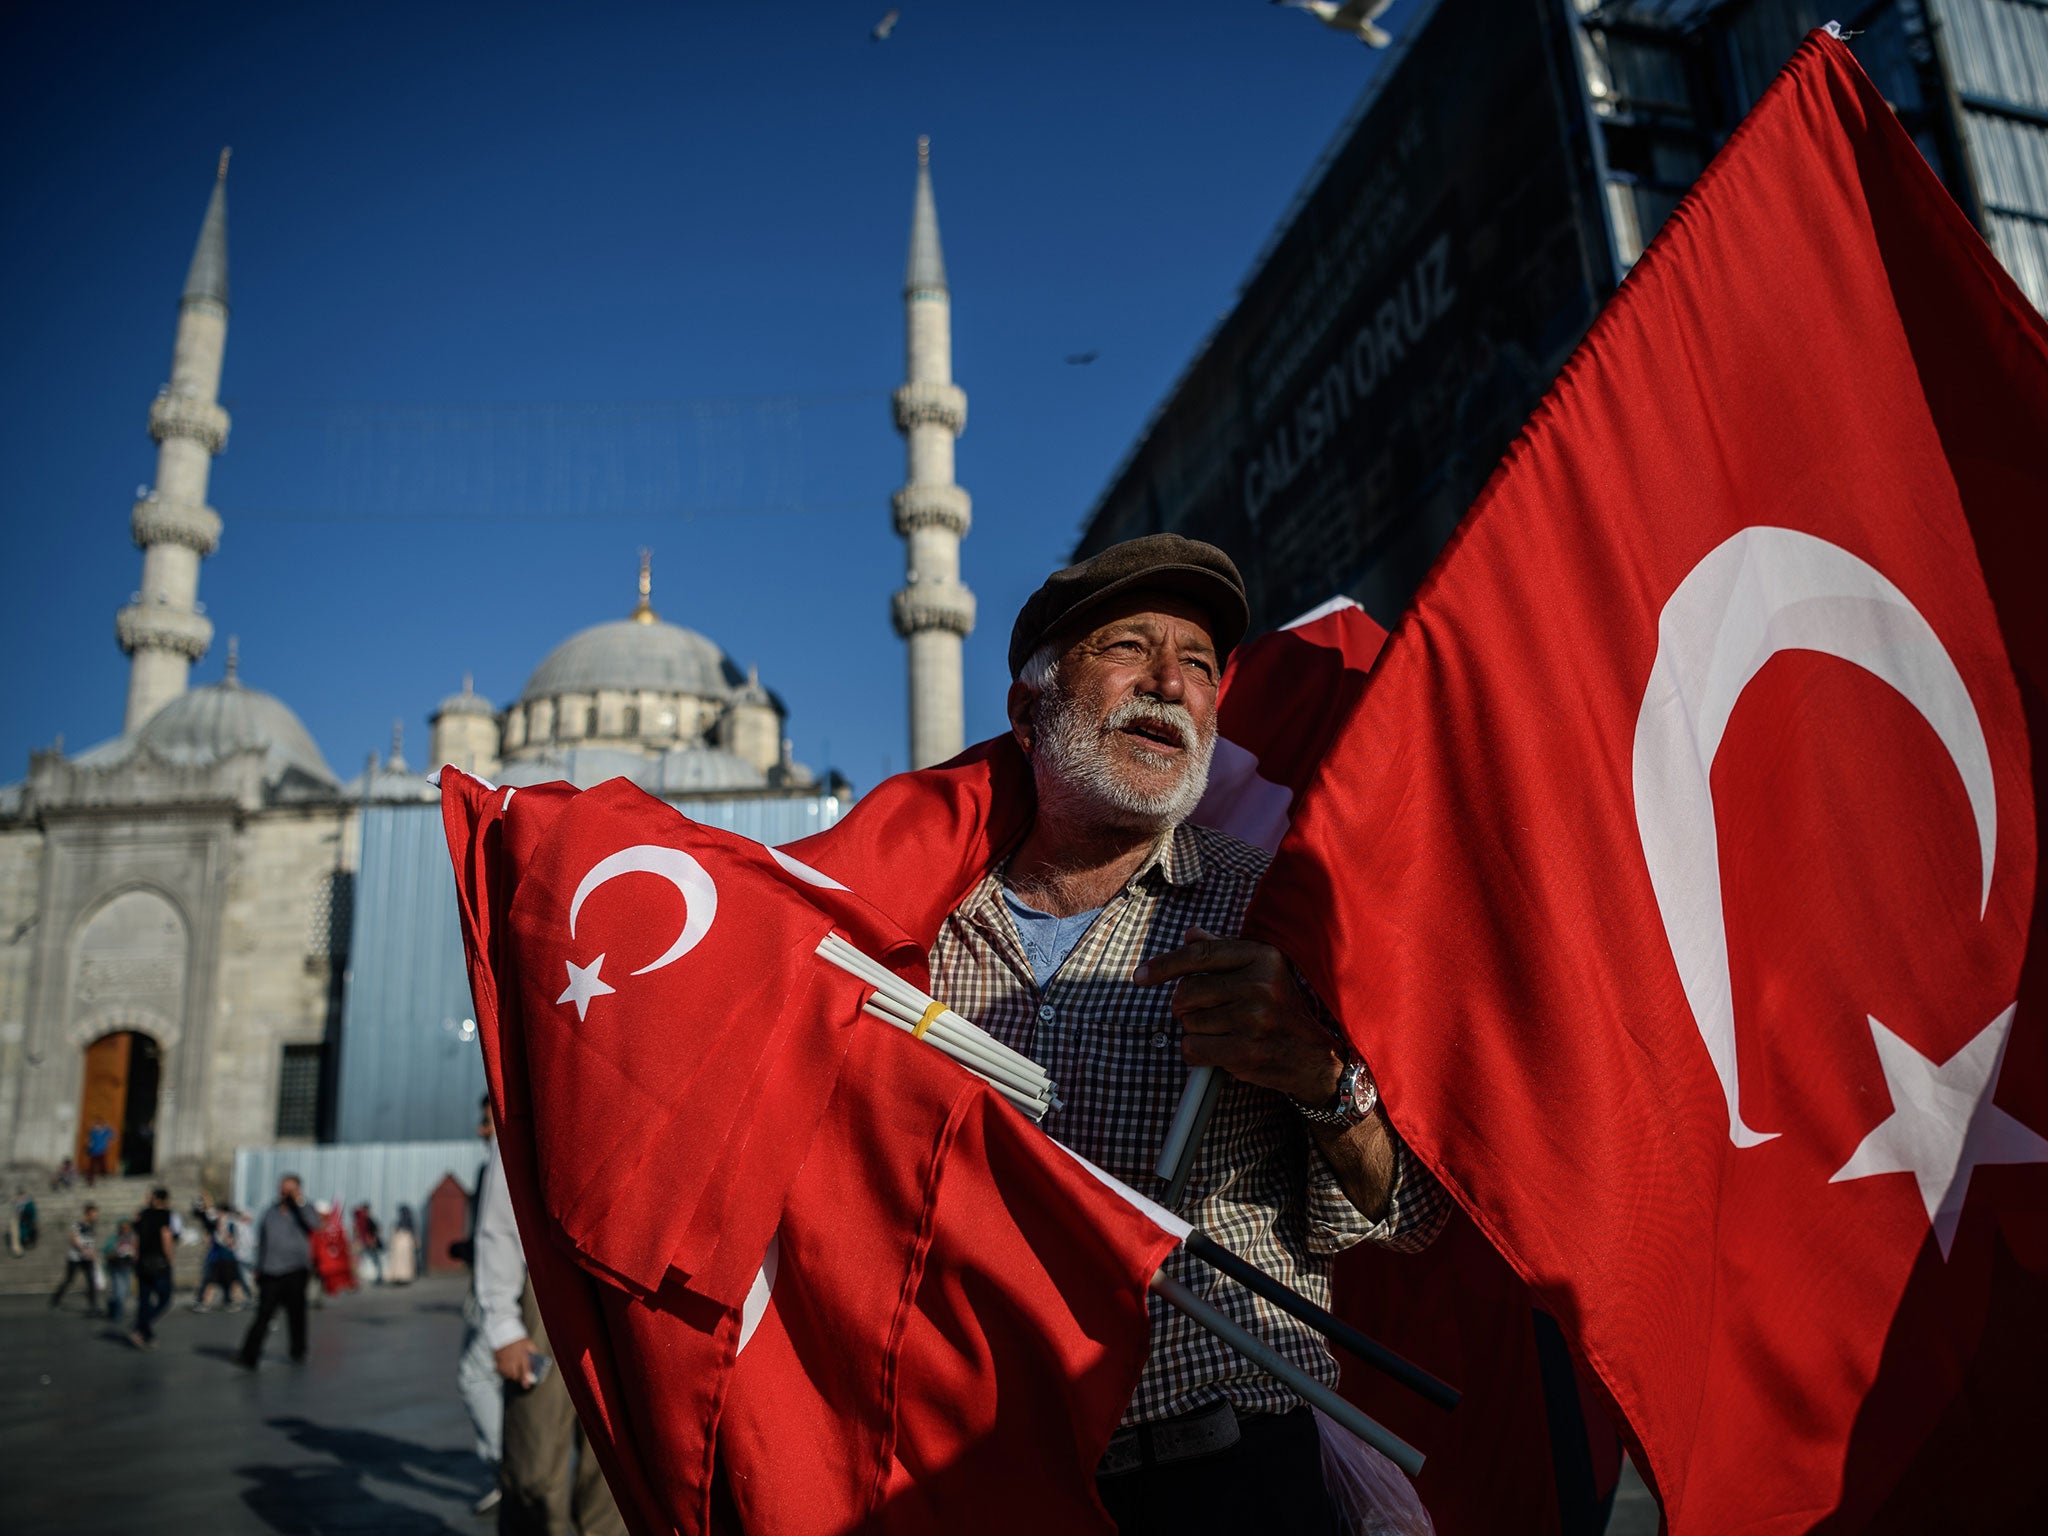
[0,0,1413,790]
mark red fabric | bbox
[1206,602,1619,1533]
[1249,35,2048,1533]
[311,1209,356,1295]
[442,771,1179,1536]
[781,734,1036,955]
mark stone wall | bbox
[207,805,355,1167]
[0,823,48,1164]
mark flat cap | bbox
[1009,533,1249,677]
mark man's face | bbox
[279,1178,300,1203]
[1015,594,1222,831]
[83,1205,97,1221]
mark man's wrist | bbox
[1295,1057,1378,1130]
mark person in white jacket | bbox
[472,1117,623,1535]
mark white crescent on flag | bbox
[1632,525,1999,1149]
[569,845,719,976]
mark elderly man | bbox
[930,534,1447,1534]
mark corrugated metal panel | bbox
[1936,0,2048,312]
[234,1139,488,1232]
[1935,0,2048,112]
[335,805,485,1143]
[1987,207,2048,303]
[1967,108,2048,211]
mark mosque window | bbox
[622,705,640,736]
[586,704,600,736]
[274,1044,322,1139]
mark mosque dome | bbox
[520,617,740,703]
[432,676,495,720]
[135,676,337,786]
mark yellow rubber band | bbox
[912,999,947,1041]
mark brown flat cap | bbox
[1009,533,1249,677]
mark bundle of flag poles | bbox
[816,930,1458,1477]
[817,931,1061,1121]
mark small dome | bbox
[494,743,769,795]
[344,755,438,804]
[653,746,768,794]
[521,619,741,703]
[136,680,337,787]
[433,675,494,720]
[729,664,776,710]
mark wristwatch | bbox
[1295,1057,1378,1129]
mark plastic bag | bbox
[1315,1409,1435,1536]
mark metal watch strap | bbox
[1295,1058,1377,1128]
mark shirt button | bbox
[1151,1032,1169,1049]
[1038,1005,1056,1023]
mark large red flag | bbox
[1251,32,2048,1531]
[443,772,1182,1535]
[1195,600,1622,1534]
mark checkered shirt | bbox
[929,821,1451,1426]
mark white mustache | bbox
[1101,697,1200,753]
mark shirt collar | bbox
[1132,821,1207,891]
[964,819,1207,919]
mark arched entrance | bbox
[77,1032,163,1177]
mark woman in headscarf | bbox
[386,1204,418,1285]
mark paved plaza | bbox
[2,1268,1658,1534]
[2,1274,490,1534]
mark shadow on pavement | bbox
[235,1416,486,1534]
[237,1462,463,1535]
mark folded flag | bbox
[443,771,1182,1535]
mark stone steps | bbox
[2,1168,213,1296]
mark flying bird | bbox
[871,9,899,41]
[1065,351,1100,366]
[1272,0,1395,48]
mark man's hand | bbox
[1134,927,1344,1106]
[494,1339,536,1388]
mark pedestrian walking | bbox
[193,1208,250,1312]
[237,1175,316,1367]
[103,1218,137,1323]
[386,1205,418,1285]
[83,1119,114,1185]
[50,1203,102,1313]
[129,1187,176,1350]
[7,1188,30,1256]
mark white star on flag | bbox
[1830,1004,2048,1258]
[557,954,616,1021]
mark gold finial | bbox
[224,635,239,684]
[390,718,405,760]
[917,135,930,169]
[217,147,232,183]
[461,670,474,695]
[631,548,656,624]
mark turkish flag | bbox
[1249,33,2048,1531]
[443,772,1181,1535]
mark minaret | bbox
[118,150,232,731]
[891,136,975,769]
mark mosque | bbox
[0,143,971,1186]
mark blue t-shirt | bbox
[1001,889,1104,989]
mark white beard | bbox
[1034,687,1217,833]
